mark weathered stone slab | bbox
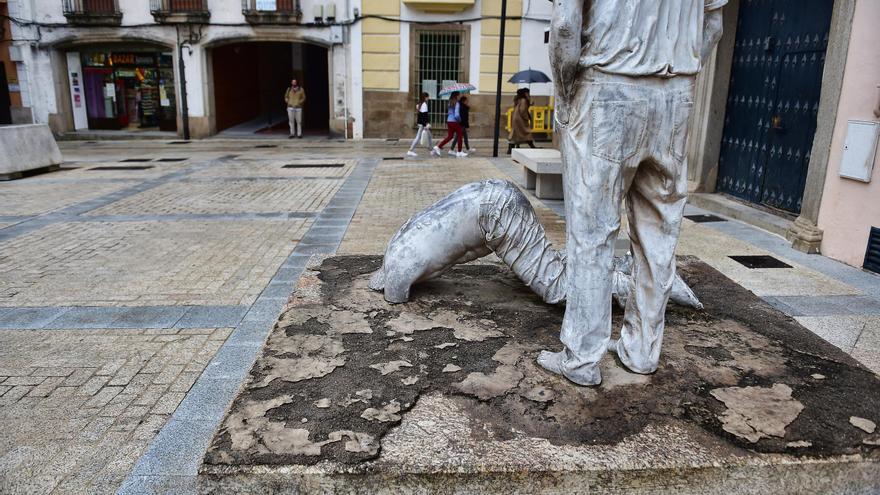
[200,255,880,494]
[512,148,563,200]
[0,124,63,180]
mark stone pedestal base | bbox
[200,255,880,494]
[786,216,824,254]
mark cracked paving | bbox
[204,255,880,470]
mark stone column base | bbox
[786,216,824,254]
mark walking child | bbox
[407,92,433,157]
[432,92,466,157]
[451,95,474,155]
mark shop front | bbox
[75,49,177,132]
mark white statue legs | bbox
[540,71,696,385]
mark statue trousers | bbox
[557,69,695,383]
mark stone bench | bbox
[511,148,563,200]
[0,124,63,180]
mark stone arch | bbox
[204,33,334,137]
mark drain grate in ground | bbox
[254,144,277,149]
[282,163,345,168]
[385,138,399,142]
[729,255,792,269]
[169,141,191,144]
[685,214,727,223]
[156,158,187,162]
[120,158,153,162]
[90,165,155,171]
[383,157,405,161]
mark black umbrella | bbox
[508,69,552,84]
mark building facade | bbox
[6,0,551,139]
[7,0,356,138]
[687,0,880,272]
[1,0,21,124]
[359,0,552,139]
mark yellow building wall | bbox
[362,0,401,90]
[361,1,523,94]
[480,0,522,94]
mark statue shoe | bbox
[537,350,601,386]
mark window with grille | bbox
[412,28,467,129]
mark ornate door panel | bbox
[716,0,833,214]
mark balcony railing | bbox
[150,0,210,23]
[62,0,123,25]
[241,0,303,24]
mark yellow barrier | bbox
[506,105,554,136]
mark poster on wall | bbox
[66,52,89,130]
[422,80,437,100]
[159,85,170,107]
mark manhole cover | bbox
[685,214,727,223]
[156,158,187,162]
[729,255,792,269]
[254,144,277,149]
[121,158,152,162]
[90,165,155,171]
[282,163,345,168]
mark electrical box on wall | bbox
[839,120,879,183]
[330,25,344,44]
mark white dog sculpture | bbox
[369,179,701,310]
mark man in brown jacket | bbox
[284,79,306,138]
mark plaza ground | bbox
[0,139,878,494]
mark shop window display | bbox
[81,51,177,132]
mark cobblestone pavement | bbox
[339,158,566,254]
[85,179,342,216]
[0,219,311,307]
[0,180,141,216]
[0,138,878,494]
[0,328,229,494]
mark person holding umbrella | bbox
[509,88,536,153]
[432,91,466,158]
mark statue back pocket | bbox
[589,99,648,164]
[671,100,694,164]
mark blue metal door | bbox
[716,0,833,214]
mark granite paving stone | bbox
[175,306,248,328]
[0,328,229,494]
[0,219,311,307]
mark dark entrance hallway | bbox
[211,41,329,135]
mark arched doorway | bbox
[211,41,329,136]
